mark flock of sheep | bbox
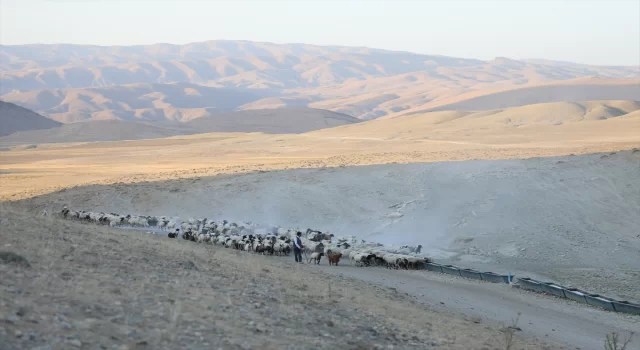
[55,207,431,270]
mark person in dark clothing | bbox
[293,231,304,263]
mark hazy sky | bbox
[2,0,639,65]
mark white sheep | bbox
[54,207,431,272]
[166,220,180,231]
[308,252,323,264]
[399,244,423,254]
[273,241,290,255]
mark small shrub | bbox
[605,332,634,350]
[180,260,198,270]
[501,312,521,350]
[0,251,31,267]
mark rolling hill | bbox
[0,119,192,146]
[307,100,640,144]
[0,107,361,146]
[302,76,640,120]
[386,77,640,117]
[0,101,62,136]
[186,108,360,134]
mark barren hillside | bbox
[1,97,637,201]
[0,205,558,350]
[309,77,640,119]
[15,151,639,304]
[0,108,360,146]
[388,78,640,117]
[0,101,62,136]
[304,100,640,148]
[186,108,360,134]
[0,120,194,145]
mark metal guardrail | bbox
[514,277,640,315]
[421,262,640,316]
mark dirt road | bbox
[314,264,639,350]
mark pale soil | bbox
[0,207,551,350]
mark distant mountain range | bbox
[1,40,639,125]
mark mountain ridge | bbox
[2,40,638,122]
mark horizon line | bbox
[1,38,637,68]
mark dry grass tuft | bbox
[605,332,635,350]
[501,312,521,350]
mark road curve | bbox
[315,264,639,350]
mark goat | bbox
[327,250,343,266]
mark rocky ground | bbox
[0,206,552,350]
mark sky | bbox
[1,0,639,66]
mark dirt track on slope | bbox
[314,264,639,350]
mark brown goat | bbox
[327,250,343,266]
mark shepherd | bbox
[294,231,304,263]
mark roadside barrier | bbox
[517,277,543,292]
[441,264,462,276]
[479,271,511,284]
[425,262,512,284]
[564,288,588,304]
[459,268,483,280]
[612,300,640,315]
[511,277,640,316]
[425,262,444,273]
[584,294,616,312]
[423,261,640,316]
[539,282,566,298]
